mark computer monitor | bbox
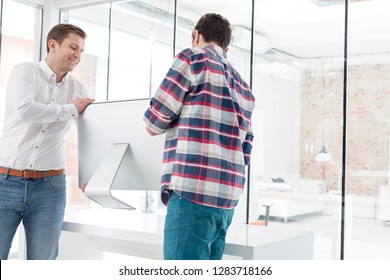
[77,98,165,209]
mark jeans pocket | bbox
[44,174,66,192]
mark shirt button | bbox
[35,146,38,149]
[57,119,60,121]
[42,130,45,133]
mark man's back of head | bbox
[194,13,232,50]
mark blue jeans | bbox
[163,192,234,260]
[0,173,66,260]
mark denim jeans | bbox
[0,173,66,260]
[163,192,234,260]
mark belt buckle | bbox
[21,170,36,178]
[20,170,28,178]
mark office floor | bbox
[265,213,390,260]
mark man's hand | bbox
[73,97,95,114]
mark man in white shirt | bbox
[0,23,94,260]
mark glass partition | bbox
[61,1,175,100]
[56,0,390,260]
[60,1,175,212]
[60,4,110,102]
[0,0,42,131]
[60,4,111,208]
[0,0,43,259]
[251,0,346,259]
[346,0,390,259]
[109,1,174,100]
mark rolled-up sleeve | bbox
[144,51,193,135]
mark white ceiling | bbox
[177,0,390,59]
[56,0,390,65]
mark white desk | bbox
[58,208,314,260]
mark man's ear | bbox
[47,39,58,53]
[193,30,200,45]
[225,47,229,53]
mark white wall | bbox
[251,62,302,182]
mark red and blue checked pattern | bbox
[144,44,255,209]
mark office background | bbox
[0,0,389,260]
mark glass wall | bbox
[0,0,42,131]
[0,0,43,258]
[61,0,256,223]
[109,1,174,100]
[60,4,110,102]
[1,0,383,260]
[60,5,111,209]
[251,0,347,259]
[346,0,390,259]
[59,1,176,211]
[60,1,175,101]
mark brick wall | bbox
[300,63,390,195]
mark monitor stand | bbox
[84,143,136,209]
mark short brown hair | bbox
[194,13,232,50]
[46,23,86,53]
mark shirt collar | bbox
[204,44,227,59]
[39,60,69,85]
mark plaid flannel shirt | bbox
[144,44,255,209]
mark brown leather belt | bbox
[0,167,65,179]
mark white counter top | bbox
[60,208,314,260]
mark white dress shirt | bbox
[0,60,88,171]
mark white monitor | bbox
[77,98,165,209]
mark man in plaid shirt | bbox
[144,13,255,260]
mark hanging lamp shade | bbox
[316,146,332,163]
